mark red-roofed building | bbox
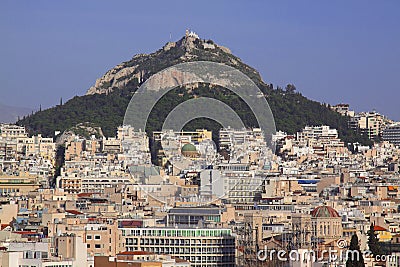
[374,225,388,232]
[119,220,143,228]
[65,209,84,215]
[374,225,392,242]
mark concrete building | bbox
[199,169,224,202]
[16,134,55,159]
[331,103,355,117]
[0,175,41,195]
[121,227,235,267]
[217,163,265,208]
[297,125,338,141]
[1,235,87,267]
[55,235,87,266]
[0,202,18,225]
[349,111,386,140]
[153,130,212,144]
[219,127,265,152]
[166,206,234,228]
[0,124,27,138]
[383,123,400,146]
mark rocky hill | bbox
[16,32,371,146]
[86,32,264,96]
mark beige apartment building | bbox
[349,111,386,139]
[0,175,41,195]
[16,134,55,159]
[0,124,27,138]
[65,139,85,161]
[47,217,123,258]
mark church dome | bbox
[311,206,340,218]
[181,143,197,152]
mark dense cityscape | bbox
[2,2,399,267]
[0,103,399,266]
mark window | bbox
[95,235,101,240]
[87,235,92,240]
[87,244,90,248]
[95,244,101,249]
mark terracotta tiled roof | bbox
[65,210,83,215]
[77,193,93,198]
[311,206,340,218]
[374,225,388,231]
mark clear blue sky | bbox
[1,0,399,120]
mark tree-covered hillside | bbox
[17,35,371,146]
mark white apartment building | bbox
[296,125,338,141]
[1,236,87,267]
[349,111,386,139]
[219,127,264,149]
[121,227,235,267]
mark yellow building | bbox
[374,225,392,242]
[0,175,40,195]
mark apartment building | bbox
[383,123,400,146]
[121,227,235,267]
[349,111,386,139]
[296,125,338,141]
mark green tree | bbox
[368,223,383,256]
[285,83,296,93]
[346,234,365,267]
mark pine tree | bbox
[346,234,365,267]
[368,223,382,256]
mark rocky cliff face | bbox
[86,61,145,95]
[86,33,263,95]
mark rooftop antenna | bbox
[169,32,172,41]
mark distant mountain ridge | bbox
[16,32,371,146]
[0,103,32,123]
